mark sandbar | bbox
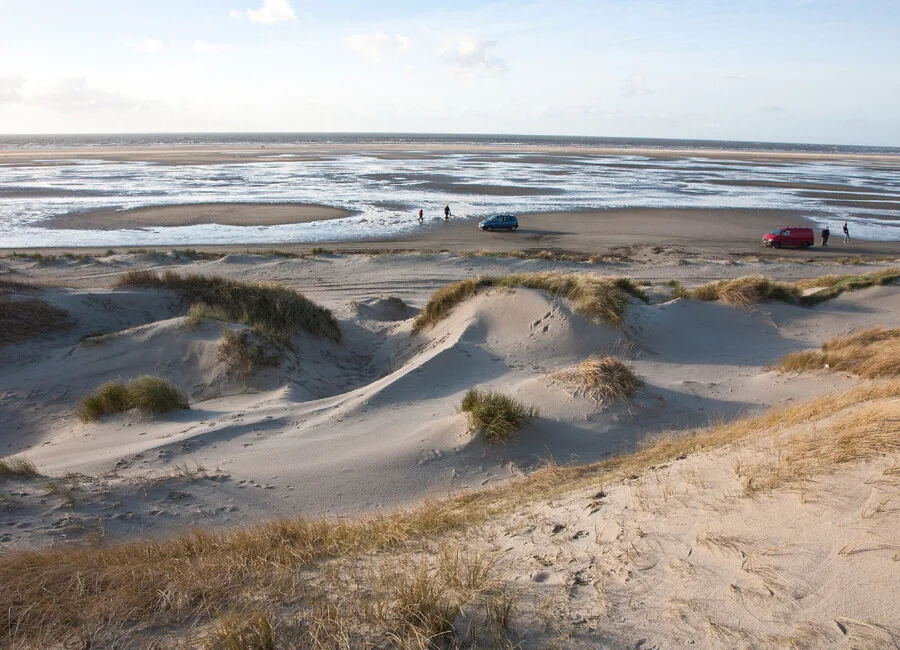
[40,202,352,230]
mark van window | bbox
[783,230,791,236]
[769,229,782,235]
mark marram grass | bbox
[459,388,537,444]
[77,375,189,422]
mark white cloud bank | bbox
[127,38,166,54]
[442,36,507,77]
[229,0,298,24]
[345,33,410,62]
[194,40,231,54]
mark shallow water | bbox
[1,136,899,247]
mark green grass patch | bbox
[413,272,647,332]
[115,270,341,343]
[459,388,537,444]
[77,376,189,423]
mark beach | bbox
[2,140,900,647]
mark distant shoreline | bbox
[2,143,900,167]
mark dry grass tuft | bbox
[551,355,643,403]
[773,327,900,378]
[413,272,647,332]
[0,456,39,478]
[116,269,341,342]
[687,275,799,307]
[77,376,189,422]
[204,610,274,650]
[795,267,900,305]
[738,400,900,493]
[684,268,900,308]
[0,297,72,346]
[459,388,538,444]
[217,328,282,378]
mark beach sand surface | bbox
[40,202,351,230]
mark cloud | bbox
[0,77,25,103]
[621,73,653,97]
[229,0,297,24]
[127,38,166,54]
[16,78,140,113]
[442,36,508,77]
[345,33,410,62]
[194,40,231,54]
[760,105,787,113]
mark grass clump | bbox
[459,388,537,444]
[687,275,799,307]
[115,269,341,342]
[0,456,39,478]
[204,610,274,650]
[552,355,643,403]
[683,268,900,308]
[413,272,647,332]
[773,327,900,378]
[0,298,72,346]
[794,267,900,305]
[217,328,282,378]
[77,376,189,422]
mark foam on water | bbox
[1,146,899,246]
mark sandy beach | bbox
[2,147,900,648]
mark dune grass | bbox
[552,355,643,403]
[413,272,648,333]
[217,328,282,379]
[0,297,71,346]
[116,270,341,343]
[458,388,537,444]
[773,327,900,378]
[683,268,900,308]
[793,267,900,305]
[0,456,39,478]
[77,376,189,422]
[2,380,899,647]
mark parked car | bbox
[762,226,814,248]
[478,214,519,231]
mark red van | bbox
[762,226,814,248]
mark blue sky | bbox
[1,0,898,145]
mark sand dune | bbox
[1,251,899,647]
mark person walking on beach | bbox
[821,226,830,247]
[843,221,850,243]
[444,205,451,220]
[418,208,424,224]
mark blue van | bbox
[478,214,519,231]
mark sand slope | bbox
[2,254,899,552]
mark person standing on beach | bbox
[821,226,830,247]
[843,221,850,243]
[444,205,451,220]
[418,208,424,224]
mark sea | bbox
[1,133,899,248]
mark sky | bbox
[0,0,898,145]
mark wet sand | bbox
[3,143,900,167]
[40,203,352,230]
[10,207,900,260]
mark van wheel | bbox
[803,241,811,248]
[486,226,494,231]
[773,241,781,249]
[511,226,518,231]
